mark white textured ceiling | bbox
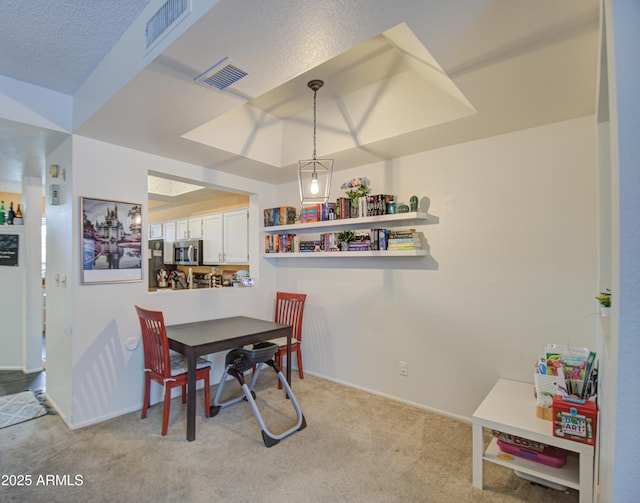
[0,0,600,191]
[0,0,150,95]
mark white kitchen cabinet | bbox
[202,213,223,264]
[202,208,248,264]
[176,217,202,240]
[149,223,163,239]
[223,209,249,263]
[162,221,176,264]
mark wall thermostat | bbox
[49,184,61,205]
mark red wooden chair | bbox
[270,292,307,388]
[135,305,211,436]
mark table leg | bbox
[286,332,291,385]
[578,451,594,503]
[186,349,197,441]
[472,422,484,489]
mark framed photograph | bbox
[0,234,19,266]
[81,197,143,284]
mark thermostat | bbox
[49,184,60,205]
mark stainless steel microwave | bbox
[174,240,203,266]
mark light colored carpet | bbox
[0,375,579,502]
[0,390,47,429]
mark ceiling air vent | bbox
[146,0,191,50]
[194,58,252,91]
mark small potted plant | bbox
[337,229,355,251]
[596,288,612,316]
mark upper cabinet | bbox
[223,209,249,263]
[151,208,249,266]
[176,217,203,240]
[202,213,223,264]
[162,221,176,264]
[149,223,163,239]
[203,208,248,264]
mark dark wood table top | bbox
[166,316,290,354]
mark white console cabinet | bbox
[472,379,595,502]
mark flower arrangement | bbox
[340,177,371,201]
[596,289,611,308]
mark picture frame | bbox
[0,234,19,267]
[81,197,143,284]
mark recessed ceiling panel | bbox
[182,23,475,169]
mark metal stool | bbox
[210,342,306,447]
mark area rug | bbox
[0,391,48,429]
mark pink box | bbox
[496,439,567,468]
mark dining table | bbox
[166,315,292,441]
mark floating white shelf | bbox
[263,212,428,233]
[263,249,427,258]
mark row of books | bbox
[263,194,399,227]
[385,229,422,251]
[264,228,422,253]
[299,204,334,223]
[263,206,296,227]
[334,195,396,219]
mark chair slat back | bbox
[274,292,306,342]
[135,305,171,378]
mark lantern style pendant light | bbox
[298,79,333,204]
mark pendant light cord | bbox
[312,87,317,161]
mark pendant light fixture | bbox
[298,79,333,204]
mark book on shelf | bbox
[264,233,298,253]
[264,206,296,227]
[336,197,351,219]
[387,237,422,250]
[348,242,371,251]
[388,237,421,244]
[365,194,393,216]
[387,244,421,250]
[320,232,340,252]
[389,228,418,238]
[300,204,321,223]
[322,202,337,221]
[370,228,390,250]
[299,239,322,252]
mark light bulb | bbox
[310,172,319,194]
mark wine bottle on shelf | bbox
[0,201,5,225]
[14,204,23,225]
[7,202,15,225]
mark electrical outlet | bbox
[399,361,408,376]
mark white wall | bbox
[274,116,598,419]
[0,227,25,369]
[602,0,640,501]
[44,135,279,427]
[45,137,74,420]
[23,176,44,372]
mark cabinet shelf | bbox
[263,211,428,233]
[484,438,580,490]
